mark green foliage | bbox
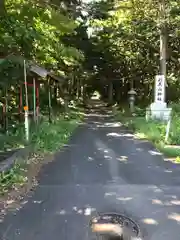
[80,0,180,103]
[0,108,82,194]
[168,109,180,145]
[159,146,180,159]
[115,103,180,159]
[0,0,87,195]
[0,124,25,151]
[0,0,84,86]
[31,115,79,153]
[0,162,27,194]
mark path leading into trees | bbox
[1,102,180,240]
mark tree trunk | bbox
[159,0,167,102]
[0,0,6,16]
[108,81,113,104]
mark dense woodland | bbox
[0,0,180,112]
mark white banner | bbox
[155,75,165,103]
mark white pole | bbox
[24,60,29,142]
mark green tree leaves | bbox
[0,0,84,84]
[79,0,180,103]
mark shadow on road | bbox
[1,101,180,240]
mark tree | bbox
[77,0,180,104]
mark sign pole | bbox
[24,60,29,142]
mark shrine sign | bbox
[155,75,165,103]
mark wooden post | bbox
[108,81,113,104]
[2,103,5,129]
[77,78,80,99]
[5,86,8,134]
[48,79,52,123]
[36,83,39,123]
[19,85,23,122]
[33,78,36,122]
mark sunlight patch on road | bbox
[170,200,180,205]
[168,213,180,222]
[56,206,96,216]
[58,209,66,215]
[164,170,172,173]
[73,206,83,214]
[148,150,162,156]
[142,218,158,225]
[117,197,132,201]
[105,122,122,127]
[95,139,126,183]
[104,149,109,153]
[88,157,94,161]
[152,199,163,205]
[107,132,121,137]
[107,132,134,137]
[104,155,112,160]
[152,198,180,207]
[33,200,43,204]
[104,192,116,197]
[117,156,128,162]
[96,122,122,128]
[136,148,143,152]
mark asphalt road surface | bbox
[1,104,180,240]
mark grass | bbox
[0,162,28,194]
[0,102,84,153]
[114,104,180,163]
[0,124,25,151]
[158,145,180,158]
[31,112,80,153]
[0,107,83,196]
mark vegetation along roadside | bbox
[113,103,180,164]
[0,106,83,220]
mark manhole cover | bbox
[90,213,141,240]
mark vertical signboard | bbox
[155,75,165,103]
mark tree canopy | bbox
[0,0,180,103]
[76,0,180,104]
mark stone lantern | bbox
[128,89,137,113]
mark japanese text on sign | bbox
[155,75,165,103]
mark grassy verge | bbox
[31,112,81,153]
[0,124,25,151]
[114,104,180,163]
[0,162,28,195]
[0,108,83,196]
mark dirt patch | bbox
[0,152,55,223]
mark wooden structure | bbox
[29,64,65,122]
[1,60,65,132]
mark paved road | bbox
[1,106,180,240]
